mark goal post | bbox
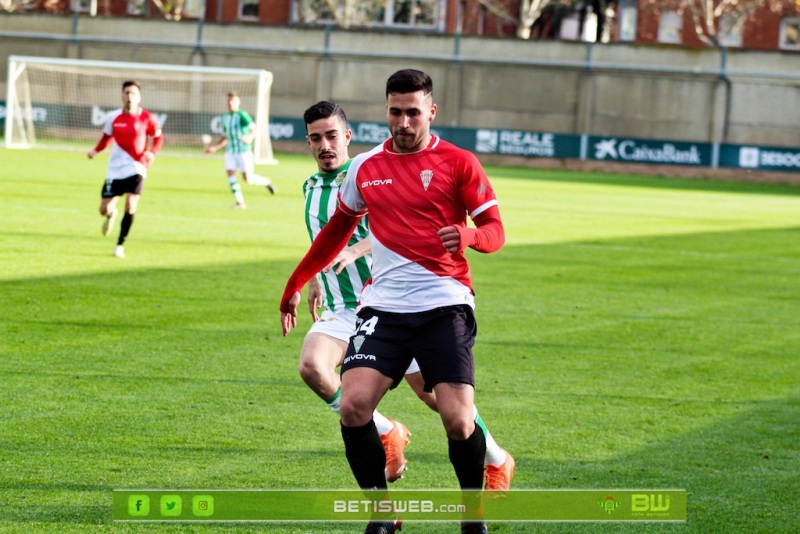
[4,55,277,164]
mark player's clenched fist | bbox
[437,226,462,254]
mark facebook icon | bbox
[128,495,150,516]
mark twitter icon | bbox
[160,495,182,516]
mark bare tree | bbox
[150,0,187,20]
[296,0,386,28]
[315,0,357,28]
[643,0,798,47]
[517,0,575,38]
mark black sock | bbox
[449,424,487,490]
[450,425,487,522]
[341,420,387,490]
[118,212,134,246]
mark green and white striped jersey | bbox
[303,160,371,311]
[220,109,254,154]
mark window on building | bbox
[718,14,742,47]
[559,14,581,40]
[240,0,260,19]
[128,0,147,15]
[129,0,202,18]
[617,0,637,42]
[71,0,90,12]
[779,17,800,50]
[476,4,486,34]
[658,10,682,44]
[457,0,466,33]
[183,0,205,18]
[294,0,442,30]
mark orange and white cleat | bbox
[484,448,515,491]
[381,419,410,482]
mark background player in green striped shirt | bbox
[297,100,514,489]
[205,91,275,208]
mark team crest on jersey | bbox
[352,335,366,352]
[420,169,434,191]
[335,170,347,187]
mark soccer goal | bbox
[4,55,277,164]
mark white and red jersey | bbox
[338,136,499,313]
[95,108,163,180]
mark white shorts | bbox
[306,307,420,375]
[306,308,357,343]
[224,152,254,174]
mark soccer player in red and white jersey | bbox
[280,70,505,534]
[88,80,164,258]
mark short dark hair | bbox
[227,91,239,97]
[303,100,348,128]
[385,69,432,98]
[122,80,141,91]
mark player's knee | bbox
[339,396,373,427]
[442,417,474,441]
[298,357,322,383]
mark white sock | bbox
[373,410,394,436]
[475,405,507,467]
[248,174,273,187]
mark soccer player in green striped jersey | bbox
[297,101,514,491]
[205,91,275,208]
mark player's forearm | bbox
[93,134,112,153]
[280,208,361,312]
[457,205,505,253]
[208,138,227,152]
[150,134,165,155]
[348,236,372,259]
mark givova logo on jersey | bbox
[361,179,393,188]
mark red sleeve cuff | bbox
[456,205,505,253]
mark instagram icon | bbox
[192,495,214,517]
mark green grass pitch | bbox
[1,148,798,533]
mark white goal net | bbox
[4,55,277,164]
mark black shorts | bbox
[101,175,144,198]
[342,304,477,392]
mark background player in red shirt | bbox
[281,69,506,534]
[88,80,163,258]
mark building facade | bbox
[17,0,800,51]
